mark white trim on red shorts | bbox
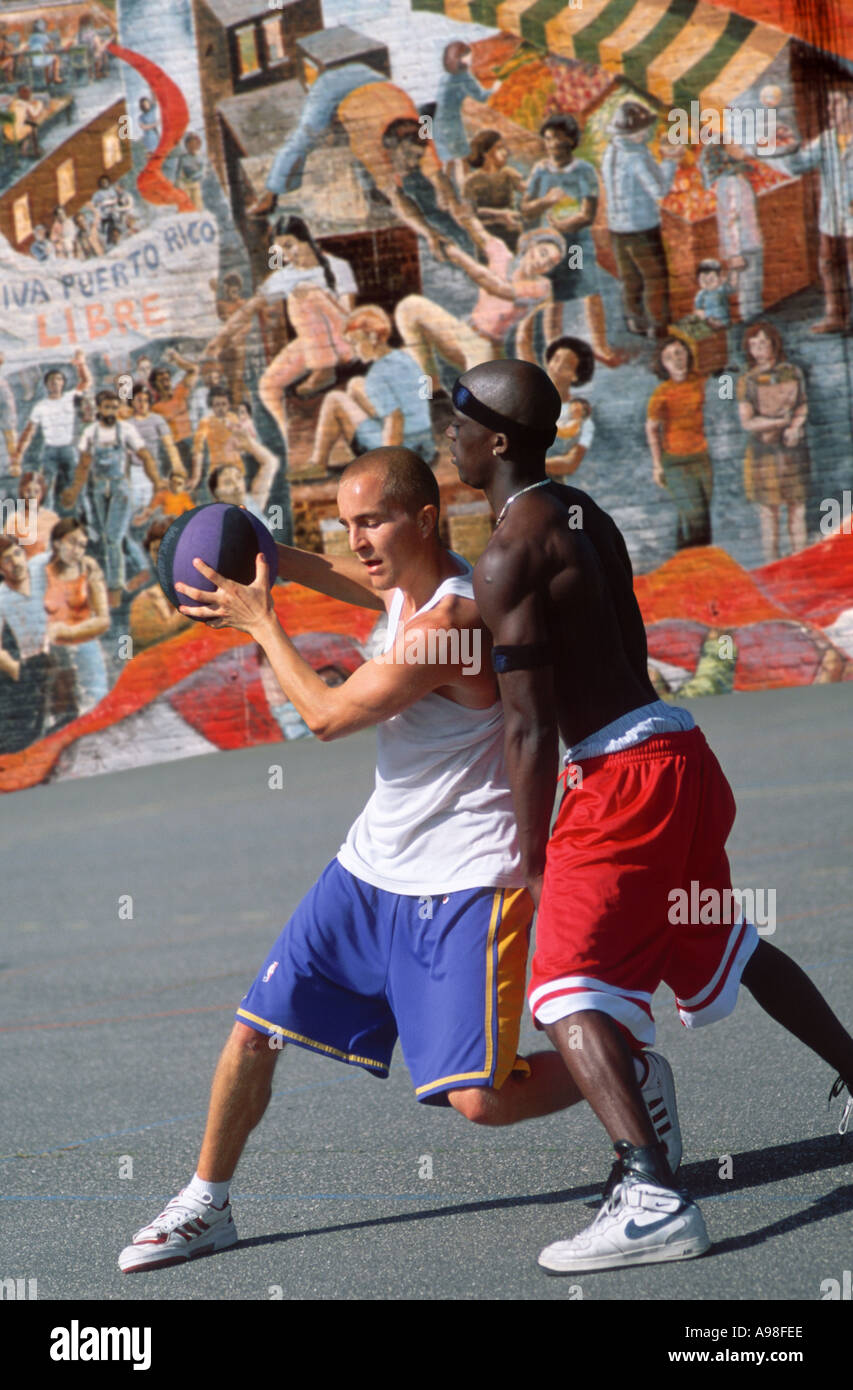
[675,918,759,1029]
[529,975,656,1048]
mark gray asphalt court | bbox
[2,684,851,1334]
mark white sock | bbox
[187,1172,230,1208]
[634,1053,649,1087]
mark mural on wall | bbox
[0,0,852,791]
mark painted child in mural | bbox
[43,517,109,717]
[699,144,764,324]
[0,535,56,751]
[645,336,713,550]
[601,100,681,340]
[207,216,358,445]
[463,129,525,251]
[432,41,497,191]
[737,322,810,562]
[394,228,566,387]
[544,336,595,479]
[16,352,93,510]
[307,306,435,472]
[522,114,623,367]
[134,470,195,531]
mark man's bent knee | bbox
[229,1021,282,1057]
[447,1086,502,1126]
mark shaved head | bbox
[339,447,440,520]
[456,360,561,443]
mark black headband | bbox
[452,382,557,450]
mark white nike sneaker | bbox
[118,1188,237,1273]
[539,1171,710,1274]
[639,1049,682,1174]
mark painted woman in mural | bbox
[394,229,566,387]
[463,130,525,251]
[138,95,160,154]
[645,337,713,550]
[737,322,810,562]
[44,517,109,717]
[207,216,358,445]
[0,533,54,751]
[544,336,596,479]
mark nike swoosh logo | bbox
[624,1215,684,1241]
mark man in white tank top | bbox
[117,446,680,1273]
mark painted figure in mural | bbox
[208,218,357,443]
[522,114,623,367]
[134,470,195,531]
[247,66,485,262]
[128,385,182,504]
[544,336,595,479]
[128,519,191,653]
[90,175,120,246]
[190,385,245,495]
[307,307,435,472]
[138,95,160,154]
[433,41,496,190]
[29,223,54,262]
[76,16,110,82]
[0,535,55,751]
[43,517,109,715]
[48,206,76,259]
[214,273,255,408]
[699,145,764,324]
[72,209,104,260]
[63,390,159,606]
[117,445,676,1275]
[737,322,810,562]
[394,228,563,389]
[448,357,853,1274]
[4,472,57,558]
[646,337,712,550]
[463,129,525,250]
[207,437,277,522]
[149,349,200,474]
[173,132,205,212]
[771,86,853,334]
[380,117,487,262]
[16,352,93,510]
[601,100,681,340]
[9,85,45,159]
[27,18,62,88]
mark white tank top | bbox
[337,561,522,894]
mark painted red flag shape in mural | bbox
[106,42,195,211]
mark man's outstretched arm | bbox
[274,541,385,612]
[177,555,467,739]
[474,541,560,905]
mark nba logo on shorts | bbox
[262,961,279,984]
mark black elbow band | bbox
[491,643,552,674]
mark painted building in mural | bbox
[0,0,851,791]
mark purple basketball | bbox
[157,504,278,621]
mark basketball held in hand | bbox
[157,504,278,620]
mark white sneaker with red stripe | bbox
[118,1189,237,1273]
[639,1050,682,1174]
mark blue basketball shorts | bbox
[236,858,533,1104]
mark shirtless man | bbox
[447,360,853,1273]
[115,446,682,1273]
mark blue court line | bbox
[0,1078,349,1161]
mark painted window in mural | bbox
[0,0,851,792]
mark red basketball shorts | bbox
[528,728,759,1048]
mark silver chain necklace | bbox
[495,477,551,527]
